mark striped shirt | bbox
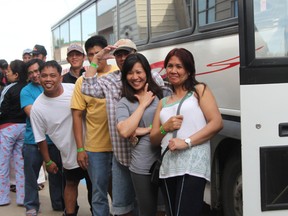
[81,69,164,166]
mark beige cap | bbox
[113,39,137,54]
[67,44,84,55]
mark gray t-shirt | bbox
[116,88,171,175]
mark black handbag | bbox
[149,146,169,185]
[149,92,189,185]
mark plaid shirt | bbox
[81,69,164,166]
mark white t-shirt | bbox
[30,83,79,170]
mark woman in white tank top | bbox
[150,48,223,216]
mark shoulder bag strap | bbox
[160,91,190,158]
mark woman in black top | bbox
[0,60,27,206]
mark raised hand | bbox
[92,45,116,62]
[135,83,155,109]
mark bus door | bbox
[239,0,288,215]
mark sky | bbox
[0,0,86,62]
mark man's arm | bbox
[38,140,58,174]
[31,104,59,174]
[81,45,117,98]
[72,109,88,170]
[20,86,36,117]
[71,78,89,170]
[81,67,122,99]
[23,105,32,117]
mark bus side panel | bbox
[241,83,288,216]
[142,34,241,116]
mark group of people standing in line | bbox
[0,34,223,216]
[0,45,65,216]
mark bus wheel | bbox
[222,156,243,216]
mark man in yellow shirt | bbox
[71,35,118,216]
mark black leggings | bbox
[161,174,206,216]
[130,171,158,216]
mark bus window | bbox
[97,0,116,44]
[198,0,238,26]
[150,0,192,38]
[52,27,60,62]
[70,14,81,45]
[118,0,148,43]
[254,0,288,58]
[82,3,96,43]
[98,0,116,15]
[60,21,69,62]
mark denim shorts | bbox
[111,155,137,215]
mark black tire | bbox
[222,156,243,216]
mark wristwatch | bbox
[184,138,192,148]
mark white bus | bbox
[240,0,288,216]
[51,0,288,215]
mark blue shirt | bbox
[20,82,52,145]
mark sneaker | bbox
[37,183,44,191]
[26,209,37,216]
[10,184,16,192]
[0,203,10,206]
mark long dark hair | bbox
[164,48,206,98]
[121,53,163,103]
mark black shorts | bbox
[63,167,88,182]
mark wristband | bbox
[46,160,53,167]
[90,62,98,69]
[149,124,152,128]
[160,125,167,135]
[77,147,85,153]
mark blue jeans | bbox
[112,155,138,215]
[87,151,112,216]
[23,144,64,212]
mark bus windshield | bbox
[254,0,288,57]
